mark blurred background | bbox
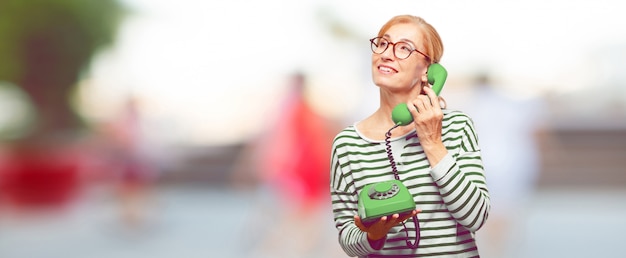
[0,0,625,257]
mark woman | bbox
[330,15,490,257]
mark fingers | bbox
[355,215,391,230]
[414,95,430,112]
[407,94,429,118]
[354,215,366,231]
[355,211,421,231]
[398,209,421,222]
[407,101,419,120]
[355,211,421,240]
[398,211,417,221]
[412,87,440,112]
[377,213,409,227]
[422,85,439,104]
[387,214,400,225]
[354,215,395,231]
[408,86,443,131]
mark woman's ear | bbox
[421,73,428,84]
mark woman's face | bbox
[371,23,430,93]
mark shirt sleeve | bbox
[330,142,382,257]
[429,118,491,232]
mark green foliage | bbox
[0,0,124,83]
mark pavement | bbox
[1,185,625,258]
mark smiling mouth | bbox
[378,65,397,73]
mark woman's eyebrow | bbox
[382,34,417,46]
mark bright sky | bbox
[77,0,626,146]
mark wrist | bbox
[367,233,386,250]
[422,142,447,166]
[367,232,384,241]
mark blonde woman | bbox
[330,15,490,257]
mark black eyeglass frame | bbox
[369,37,431,62]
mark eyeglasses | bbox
[370,37,430,61]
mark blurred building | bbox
[537,42,626,189]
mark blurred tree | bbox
[0,0,125,208]
[0,0,124,144]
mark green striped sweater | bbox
[330,109,490,257]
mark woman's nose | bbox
[380,45,395,60]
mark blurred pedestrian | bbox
[232,72,341,257]
[103,96,158,230]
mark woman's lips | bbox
[378,65,397,74]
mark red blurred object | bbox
[0,147,81,208]
[257,73,335,210]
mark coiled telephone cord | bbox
[385,124,421,249]
[385,124,401,180]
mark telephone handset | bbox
[391,63,448,126]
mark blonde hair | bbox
[376,15,444,64]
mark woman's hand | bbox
[408,86,443,145]
[354,210,420,241]
[408,86,448,166]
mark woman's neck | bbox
[357,108,413,141]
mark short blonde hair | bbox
[376,15,444,64]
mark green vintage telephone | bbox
[391,63,448,126]
[357,63,447,249]
[357,180,416,227]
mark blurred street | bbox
[0,183,343,258]
[1,183,625,258]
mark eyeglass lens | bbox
[371,38,415,59]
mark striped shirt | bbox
[330,109,490,257]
